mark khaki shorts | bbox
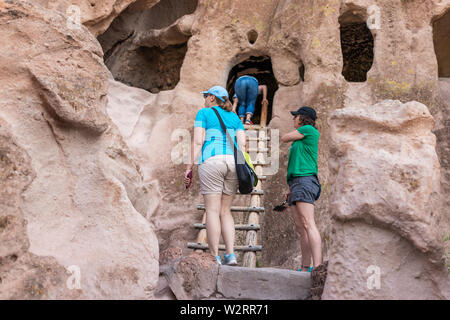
[198,155,238,195]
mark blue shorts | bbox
[288,175,321,206]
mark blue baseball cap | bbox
[201,86,229,102]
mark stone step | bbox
[217,266,311,300]
[197,204,265,213]
[187,243,262,252]
[193,223,260,231]
[161,255,312,300]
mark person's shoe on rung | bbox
[224,253,238,266]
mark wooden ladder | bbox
[188,118,271,268]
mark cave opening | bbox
[226,56,279,125]
[433,9,450,78]
[97,0,198,93]
[107,43,189,93]
[339,11,374,82]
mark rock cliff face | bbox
[1,0,449,299]
[101,0,450,299]
[0,1,158,299]
[323,100,448,299]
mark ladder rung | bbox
[247,148,269,153]
[246,137,271,141]
[187,243,262,252]
[252,161,268,166]
[193,223,260,231]
[244,125,265,130]
[237,189,264,195]
[197,204,265,212]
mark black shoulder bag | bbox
[211,108,258,194]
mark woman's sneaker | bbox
[215,255,222,265]
[224,253,238,266]
[297,266,314,272]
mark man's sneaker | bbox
[224,253,238,266]
[215,255,222,265]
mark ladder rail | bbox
[242,127,267,268]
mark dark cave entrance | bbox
[433,9,450,78]
[226,56,279,125]
[97,0,198,93]
[339,11,374,82]
[106,43,188,93]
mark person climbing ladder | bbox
[184,85,246,266]
[232,75,268,125]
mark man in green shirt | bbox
[281,106,322,272]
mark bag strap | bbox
[211,107,239,151]
[212,108,257,184]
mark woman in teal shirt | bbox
[184,86,246,266]
[281,106,322,272]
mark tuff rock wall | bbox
[0,0,449,299]
[0,0,159,299]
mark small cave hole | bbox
[433,9,450,78]
[247,30,258,45]
[339,11,374,82]
[0,216,9,230]
[226,56,279,125]
[106,43,188,93]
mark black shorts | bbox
[288,175,321,206]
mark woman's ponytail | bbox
[215,96,233,112]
